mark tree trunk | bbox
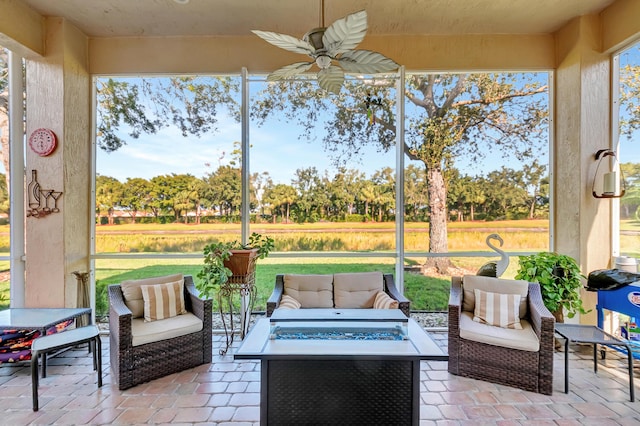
[529,196,536,219]
[423,167,453,273]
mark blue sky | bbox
[97,112,397,183]
[97,81,542,184]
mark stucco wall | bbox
[24,18,90,308]
[554,15,613,323]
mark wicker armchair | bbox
[448,276,555,395]
[109,275,212,390]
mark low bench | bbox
[30,325,102,411]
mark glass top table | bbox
[0,308,92,333]
[237,309,447,360]
[235,309,447,426]
[554,323,635,402]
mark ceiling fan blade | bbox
[252,30,315,55]
[317,66,345,94]
[338,50,399,73]
[267,62,314,81]
[323,10,367,56]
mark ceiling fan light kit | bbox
[252,8,399,93]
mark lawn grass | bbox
[0,282,8,310]
[2,218,638,316]
[93,256,452,318]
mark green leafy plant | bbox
[196,232,274,300]
[515,251,590,320]
[245,232,276,260]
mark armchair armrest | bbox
[184,275,212,363]
[108,284,133,349]
[383,274,410,317]
[527,282,555,395]
[527,282,555,342]
[266,275,285,317]
[448,276,463,338]
[184,275,212,324]
[447,276,464,375]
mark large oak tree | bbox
[251,73,548,273]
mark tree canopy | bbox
[251,72,549,272]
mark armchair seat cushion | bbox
[459,311,540,352]
[131,312,203,347]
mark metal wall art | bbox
[27,169,63,218]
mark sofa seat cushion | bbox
[131,312,203,347]
[283,274,334,308]
[121,273,184,318]
[333,272,384,309]
[459,311,539,352]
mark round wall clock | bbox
[29,128,58,156]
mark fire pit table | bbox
[234,309,448,425]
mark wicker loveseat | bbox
[109,274,212,390]
[266,271,410,317]
[448,275,555,395]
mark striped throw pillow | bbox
[278,294,301,310]
[141,280,187,322]
[373,291,399,309]
[473,288,522,329]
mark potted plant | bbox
[515,251,590,323]
[196,232,274,300]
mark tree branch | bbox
[452,85,548,107]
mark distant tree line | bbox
[95,161,557,225]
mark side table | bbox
[554,323,635,401]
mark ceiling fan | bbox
[251,4,399,94]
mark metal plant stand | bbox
[218,251,258,355]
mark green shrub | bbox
[344,214,365,222]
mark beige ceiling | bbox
[21,0,616,39]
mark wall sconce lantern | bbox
[592,149,626,199]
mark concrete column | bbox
[554,15,613,324]
[24,18,91,308]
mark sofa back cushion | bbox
[333,272,384,309]
[462,275,529,318]
[283,274,334,308]
[120,273,184,318]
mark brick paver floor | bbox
[0,329,639,425]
